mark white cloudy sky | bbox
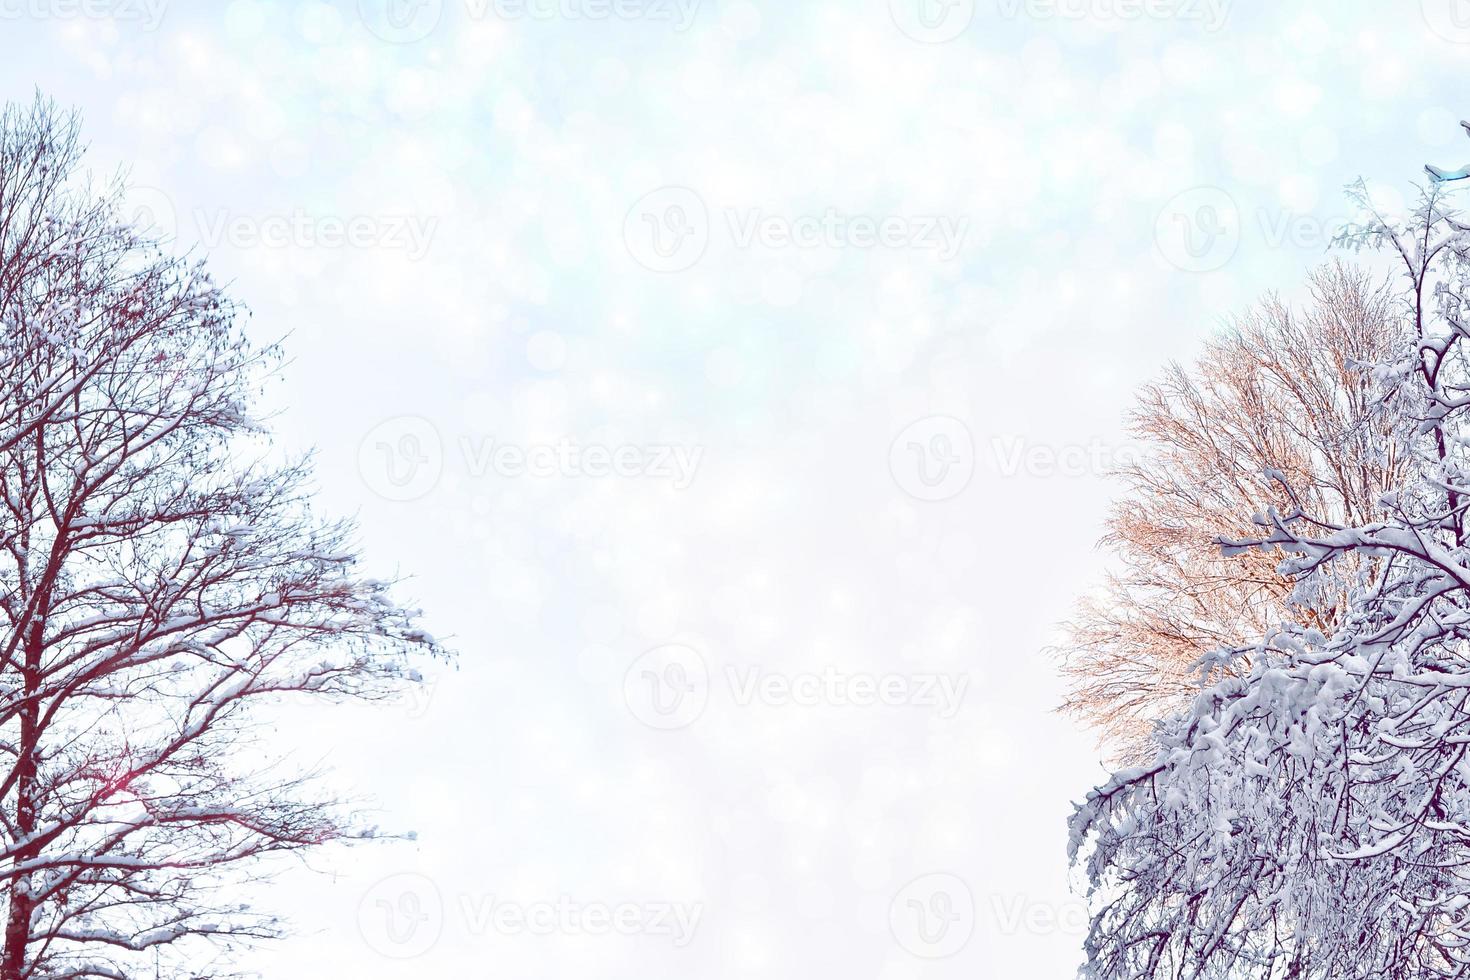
[3,0,1470,976]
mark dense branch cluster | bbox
[1060,264,1406,757]
[0,99,441,978]
[1071,185,1470,977]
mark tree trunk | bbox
[2,612,44,980]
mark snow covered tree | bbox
[0,98,442,978]
[1069,176,1470,977]
[1060,264,1407,756]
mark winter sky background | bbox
[2,0,1469,976]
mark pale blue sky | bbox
[2,1,1467,976]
